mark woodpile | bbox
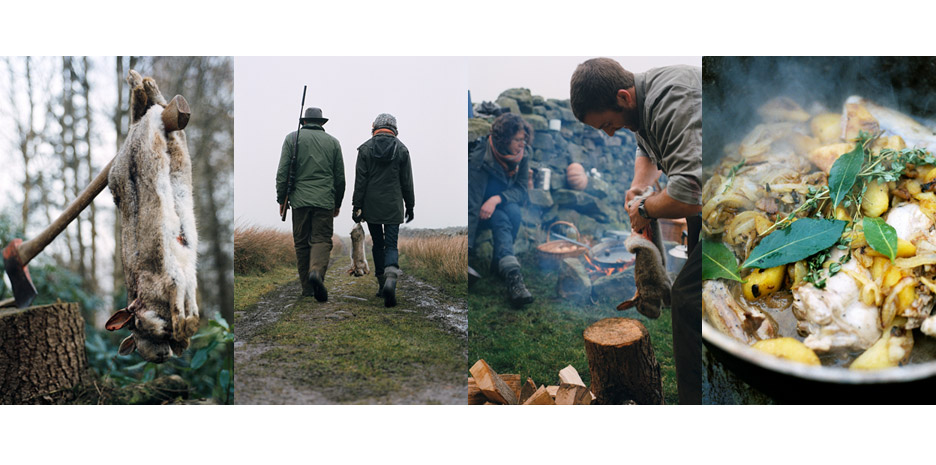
[468,359,595,405]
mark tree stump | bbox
[0,302,89,404]
[584,317,663,405]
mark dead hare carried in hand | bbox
[105,70,199,363]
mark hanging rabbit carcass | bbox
[105,70,199,363]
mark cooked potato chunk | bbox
[744,265,787,300]
[752,337,821,366]
[808,143,854,174]
[810,112,843,144]
[861,180,889,218]
[850,320,913,370]
[866,238,916,258]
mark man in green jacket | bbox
[571,58,702,404]
[277,107,345,302]
[352,113,414,307]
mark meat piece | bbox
[703,280,778,345]
[792,250,881,353]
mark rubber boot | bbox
[301,281,315,298]
[376,274,386,298]
[382,266,400,308]
[505,270,534,309]
[308,270,328,302]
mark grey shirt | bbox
[633,65,703,206]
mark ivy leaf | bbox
[702,240,744,282]
[190,347,210,370]
[743,218,847,269]
[863,216,898,262]
[828,143,864,209]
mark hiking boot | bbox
[383,267,399,308]
[375,275,386,298]
[308,270,328,302]
[506,270,533,309]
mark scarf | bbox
[489,134,523,177]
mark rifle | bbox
[280,85,308,221]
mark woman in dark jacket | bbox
[352,113,415,307]
[468,113,534,308]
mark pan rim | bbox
[703,320,936,384]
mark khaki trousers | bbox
[292,206,334,291]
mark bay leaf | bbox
[863,216,898,262]
[743,218,847,269]
[828,143,864,209]
[702,240,744,282]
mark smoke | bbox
[703,57,936,167]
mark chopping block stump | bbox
[0,302,89,404]
[584,317,663,405]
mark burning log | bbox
[584,317,663,405]
[0,303,89,404]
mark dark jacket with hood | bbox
[353,133,415,224]
[467,136,529,250]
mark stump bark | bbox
[584,317,663,405]
[0,302,89,404]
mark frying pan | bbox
[703,57,936,402]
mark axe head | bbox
[3,239,37,309]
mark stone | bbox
[499,88,534,114]
[496,96,520,115]
[591,267,636,304]
[532,95,546,106]
[558,258,591,302]
[567,144,588,164]
[586,176,612,200]
[468,117,492,141]
[532,130,553,149]
[522,114,548,131]
[528,189,554,208]
[533,106,547,117]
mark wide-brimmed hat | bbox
[301,107,328,124]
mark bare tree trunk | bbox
[0,303,90,404]
[59,57,76,268]
[80,57,97,293]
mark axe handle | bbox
[17,158,114,264]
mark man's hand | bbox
[479,196,502,220]
[352,208,363,223]
[625,186,649,208]
[626,196,651,233]
[333,208,340,218]
[405,208,414,224]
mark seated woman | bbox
[468,113,534,308]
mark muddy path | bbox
[235,254,467,404]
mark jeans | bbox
[479,200,522,263]
[367,223,400,274]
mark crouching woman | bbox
[468,113,534,308]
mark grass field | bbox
[468,251,678,404]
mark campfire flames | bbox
[583,254,630,277]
